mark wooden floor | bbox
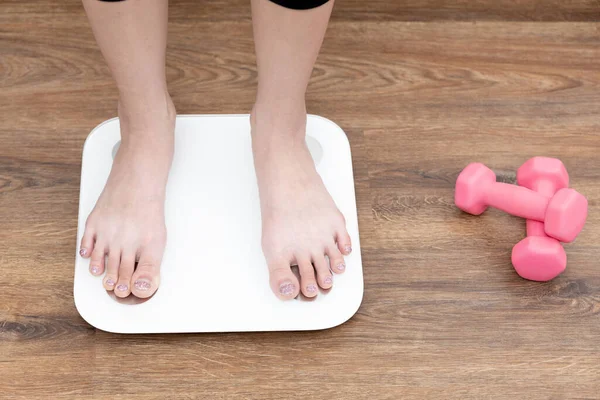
[1,1,600,399]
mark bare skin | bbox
[251,103,352,299]
[80,97,175,298]
[79,0,351,300]
[250,0,351,300]
[79,0,172,299]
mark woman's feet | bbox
[79,93,175,299]
[79,96,350,301]
[251,103,352,300]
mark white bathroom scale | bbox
[74,114,363,334]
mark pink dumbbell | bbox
[511,158,569,281]
[455,163,587,243]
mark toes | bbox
[327,245,346,274]
[297,258,319,298]
[312,254,333,289]
[115,253,135,298]
[88,242,106,277]
[79,228,95,259]
[335,227,352,256]
[103,250,120,291]
[131,253,161,299]
[268,259,300,300]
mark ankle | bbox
[250,100,307,144]
[115,136,174,185]
[117,89,176,135]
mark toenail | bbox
[105,278,115,286]
[344,245,352,254]
[336,263,346,272]
[79,248,87,257]
[279,282,296,296]
[307,284,317,293]
[134,279,151,291]
[324,276,333,285]
[116,284,128,292]
[90,266,100,275]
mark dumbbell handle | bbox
[526,180,559,236]
[527,219,546,236]
[484,182,550,221]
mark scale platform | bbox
[74,114,363,333]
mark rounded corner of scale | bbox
[308,114,344,131]
[320,290,364,331]
[82,117,119,153]
[73,289,118,334]
[308,114,350,148]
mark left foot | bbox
[250,104,352,300]
[79,94,175,299]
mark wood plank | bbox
[1,0,600,398]
[2,21,599,132]
[1,0,599,22]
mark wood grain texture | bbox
[3,0,600,22]
[1,0,600,399]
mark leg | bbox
[79,0,174,298]
[251,0,352,300]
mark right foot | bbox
[250,105,352,301]
[79,94,175,299]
